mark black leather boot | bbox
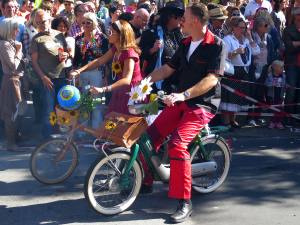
[169,199,193,223]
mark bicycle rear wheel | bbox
[191,136,231,193]
[30,138,78,184]
[84,152,142,215]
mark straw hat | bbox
[209,7,228,20]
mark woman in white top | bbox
[220,16,260,127]
[247,16,278,126]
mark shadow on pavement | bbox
[0,129,300,224]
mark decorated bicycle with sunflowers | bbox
[29,84,107,185]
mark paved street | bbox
[0,125,300,225]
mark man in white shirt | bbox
[244,0,272,20]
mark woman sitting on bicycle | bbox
[69,19,143,115]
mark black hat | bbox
[159,1,184,17]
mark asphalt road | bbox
[0,128,300,225]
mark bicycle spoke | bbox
[107,161,122,175]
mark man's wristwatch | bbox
[183,90,190,100]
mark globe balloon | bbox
[57,85,81,110]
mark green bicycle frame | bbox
[119,127,228,186]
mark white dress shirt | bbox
[223,34,260,67]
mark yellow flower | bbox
[58,116,70,125]
[64,117,71,125]
[112,61,122,74]
[49,112,57,126]
[149,93,157,102]
[105,121,117,130]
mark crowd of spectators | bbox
[0,0,299,151]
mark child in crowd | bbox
[265,60,286,129]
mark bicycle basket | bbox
[96,112,148,148]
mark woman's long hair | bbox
[112,19,141,55]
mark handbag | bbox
[224,59,235,76]
[96,112,148,148]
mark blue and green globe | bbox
[57,85,81,110]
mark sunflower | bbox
[49,112,57,126]
[58,116,70,125]
[64,117,71,125]
[105,121,117,130]
[112,61,122,74]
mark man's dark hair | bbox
[272,0,284,12]
[51,16,70,36]
[158,8,184,29]
[1,0,13,9]
[188,3,209,25]
[109,5,118,18]
[74,3,86,16]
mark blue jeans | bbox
[41,78,67,138]
[79,69,104,128]
[284,66,300,114]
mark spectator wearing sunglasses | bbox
[139,0,184,92]
[129,8,150,43]
[254,8,281,55]
[208,4,227,38]
[73,12,109,128]
[247,16,278,127]
[223,6,244,36]
[30,9,69,139]
[220,17,260,128]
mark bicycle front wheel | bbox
[191,136,231,194]
[30,138,78,184]
[84,152,142,215]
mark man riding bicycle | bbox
[144,3,226,223]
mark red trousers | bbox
[147,102,214,199]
